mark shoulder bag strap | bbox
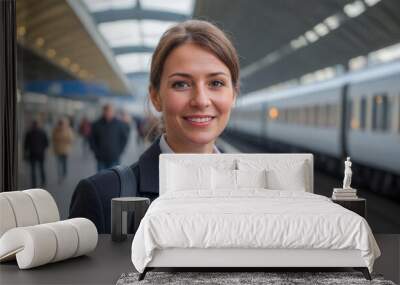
[111,165,137,197]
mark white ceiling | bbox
[83,0,194,74]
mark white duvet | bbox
[131,190,380,273]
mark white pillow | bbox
[167,162,212,191]
[266,162,306,191]
[236,169,267,189]
[212,168,236,190]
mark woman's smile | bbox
[183,115,216,127]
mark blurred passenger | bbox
[52,118,74,183]
[70,20,238,233]
[120,110,132,136]
[78,116,91,154]
[133,116,145,144]
[89,103,129,171]
[24,120,49,187]
[68,115,76,130]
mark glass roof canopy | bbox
[83,0,194,86]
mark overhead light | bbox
[98,20,141,47]
[17,26,26,37]
[70,64,80,73]
[369,42,400,64]
[290,36,308,50]
[323,67,336,79]
[349,56,367,70]
[116,53,152,73]
[60,57,71,67]
[344,0,366,18]
[46,49,56,58]
[141,0,195,15]
[142,20,177,47]
[304,30,319,43]
[79,70,88,78]
[83,0,137,12]
[314,23,329,37]
[324,15,340,30]
[35,37,45,47]
[364,0,381,7]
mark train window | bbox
[325,105,330,127]
[398,95,400,133]
[372,93,389,131]
[298,108,302,124]
[386,96,391,131]
[304,107,310,125]
[360,97,367,130]
[291,108,295,124]
[282,109,287,123]
[324,105,330,127]
[328,104,338,128]
[288,108,294,124]
[293,108,297,124]
[276,109,281,122]
[299,107,306,125]
[309,106,314,126]
[347,99,353,129]
[314,105,320,127]
[291,108,296,124]
[287,109,291,123]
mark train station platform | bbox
[18,127,146,220]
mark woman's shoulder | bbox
[93,163,139,182]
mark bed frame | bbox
[139,248,371,280]
[138,154,371,281]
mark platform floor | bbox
[18,129,146,219]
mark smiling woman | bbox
[147,20,239,153]
[69,20,240,233]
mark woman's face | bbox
[150,43,235,152]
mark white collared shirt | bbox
[159,134,220,154]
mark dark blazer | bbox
[69,138,161,233]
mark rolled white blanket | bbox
[0,189,59,237]
[23,188,60,224]
[0,218,98,269]
[0,196,17,237]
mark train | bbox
[228,61,400,198]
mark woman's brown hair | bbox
[150,19,240,93]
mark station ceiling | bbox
[16,0,400,97]
[194,0,400,94]
[16,0,131,94]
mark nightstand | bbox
[111,197,150,242]
[331,197,366,218]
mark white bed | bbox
[131,154,380,280]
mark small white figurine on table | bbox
[333,157,357,199]
[342,157,353,190]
